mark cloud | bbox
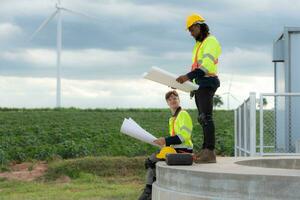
[0,47,151,68]
[5,0,299,54]
[0,46,274,81]
[0,0,184,24]
[0,23,22,41]
[0,47,160,80]
[0,74,273,109]
[0,75,194,108]
[220,47,273,76]
[217,73,274,109]
[0,0,299,108]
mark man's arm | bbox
[186,68,206,80]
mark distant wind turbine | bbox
[221,74,240,110]
[29,0,95,108]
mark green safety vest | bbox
[169,110,193,150]
[191,35,221,76]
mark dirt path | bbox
[0,162,48,181]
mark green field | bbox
[0,108,234,164]
[0,176,142,200]
[0,108,234,200]
[0,157,145,200]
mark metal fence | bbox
[234,92,256,156]
[235,92,300,157]
[259,93,300,156]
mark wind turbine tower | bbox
[30,0,93,107]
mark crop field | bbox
[0,109,234,200]
[0,108,234,164]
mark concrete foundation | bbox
[152,157,300,200]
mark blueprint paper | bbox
[143,66,199,93]
[120,118,159,147]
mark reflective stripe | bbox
[203,53,218,65]
[177,134,185,142]
[180,126,192,135]
[191,38,207,71]
[203,53,216,62]
[204,74,217,77]
[197,60,203,65]
[191,52,218,72]
[169,110,193,150]
[192,59,209,75]
[191,36,220,74]
[214,58,219,64]
[171,117,177,136]
[172,144,192,149]
[199,67,209,74]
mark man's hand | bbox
[176,75,189,84]
[154,137,166,147]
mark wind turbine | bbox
[221,74,240,110]
[29,0,94,108]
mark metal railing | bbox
[234,92,256,156]
[259,93,300,156]
[235,92,300,157]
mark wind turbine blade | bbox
[60,7,97,20]
[220,92,229,95]
[229,94,240,103]
[228,73,234,93]
[29,10,58,41]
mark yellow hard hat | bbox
[156,147,177,159]
[186,13,205,30]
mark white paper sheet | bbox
[143,66,199,93]
[120,118,159,147]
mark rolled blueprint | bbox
[143,66,199,93]
[120,118,159,147]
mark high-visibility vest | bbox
[191,35,221,77]
[169,110,193,150]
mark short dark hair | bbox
[165,90,179,100]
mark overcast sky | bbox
[1,0,299,109]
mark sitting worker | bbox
[138,90,193,200]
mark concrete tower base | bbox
[152,157,300,200]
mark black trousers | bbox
[195,87,217,150]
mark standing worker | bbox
[176,13,221,163]
[138,90,193,200]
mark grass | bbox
[44,156,145,180]
[0,174,143,200]
[0,107,235,199]
[0,156,146,200]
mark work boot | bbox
[138,185,152,200]
[193,149,205,161]
[194,149,216,164]
[196,149,205,157]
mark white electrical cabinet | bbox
[273,27,300,153]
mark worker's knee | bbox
[198,113,213,126]
[144,158,156,169]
